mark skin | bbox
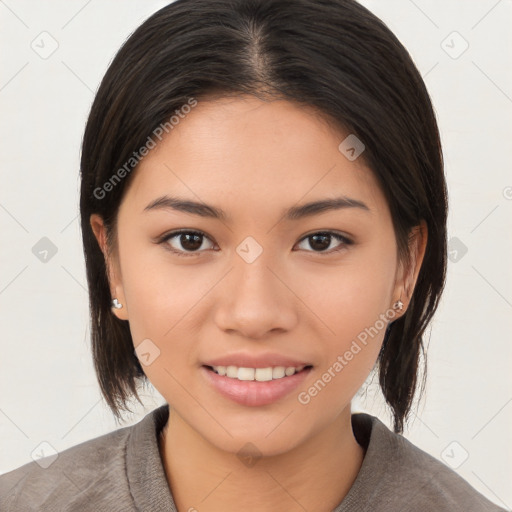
[91,95,427,512]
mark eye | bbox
[158,230,216,257]
[295,231,353,254]
[157,229,353,257]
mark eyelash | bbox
[157,229,353,258]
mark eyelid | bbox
[298,230,353,243]
[157,229,216,257]
[295,231,353,253]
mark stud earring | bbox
[393,292,404,311]
[111,298,123,309]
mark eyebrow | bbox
[143,194,371,221]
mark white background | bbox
[0,0,511,509]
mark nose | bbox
[213,251,298,339]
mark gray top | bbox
[0,404,505,511]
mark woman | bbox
[0,0,505,510]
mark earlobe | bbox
[110,296,129,321]
[110,294,129,321]
[392,295,404,312]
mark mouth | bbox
[200,364,314,407]
[203,364,314,382]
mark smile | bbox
[208,364,311,381]
[201,365,313,406]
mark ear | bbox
[392,219,428,318]
[90,213,129,321]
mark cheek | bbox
[118,240,221,394]
[119,252,207,400]
[296,273,390,418]
[300,247,396,343]
[119,233,208,335]
[294,242,395,400]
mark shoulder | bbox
[347,413,506,512]
[0,420,136,512]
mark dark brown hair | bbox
[79,0,447,433]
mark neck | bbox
[159,406,365,512]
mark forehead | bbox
[119,96,387,220]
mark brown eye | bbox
[177,232,203,251]
[296,231,352,254]
[160,230,215,257]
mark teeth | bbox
[272,366,285,379]
[211,365,307,381]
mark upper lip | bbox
[202,352,313,369]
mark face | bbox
[91,95,425,456]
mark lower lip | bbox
[200,365,313,407]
